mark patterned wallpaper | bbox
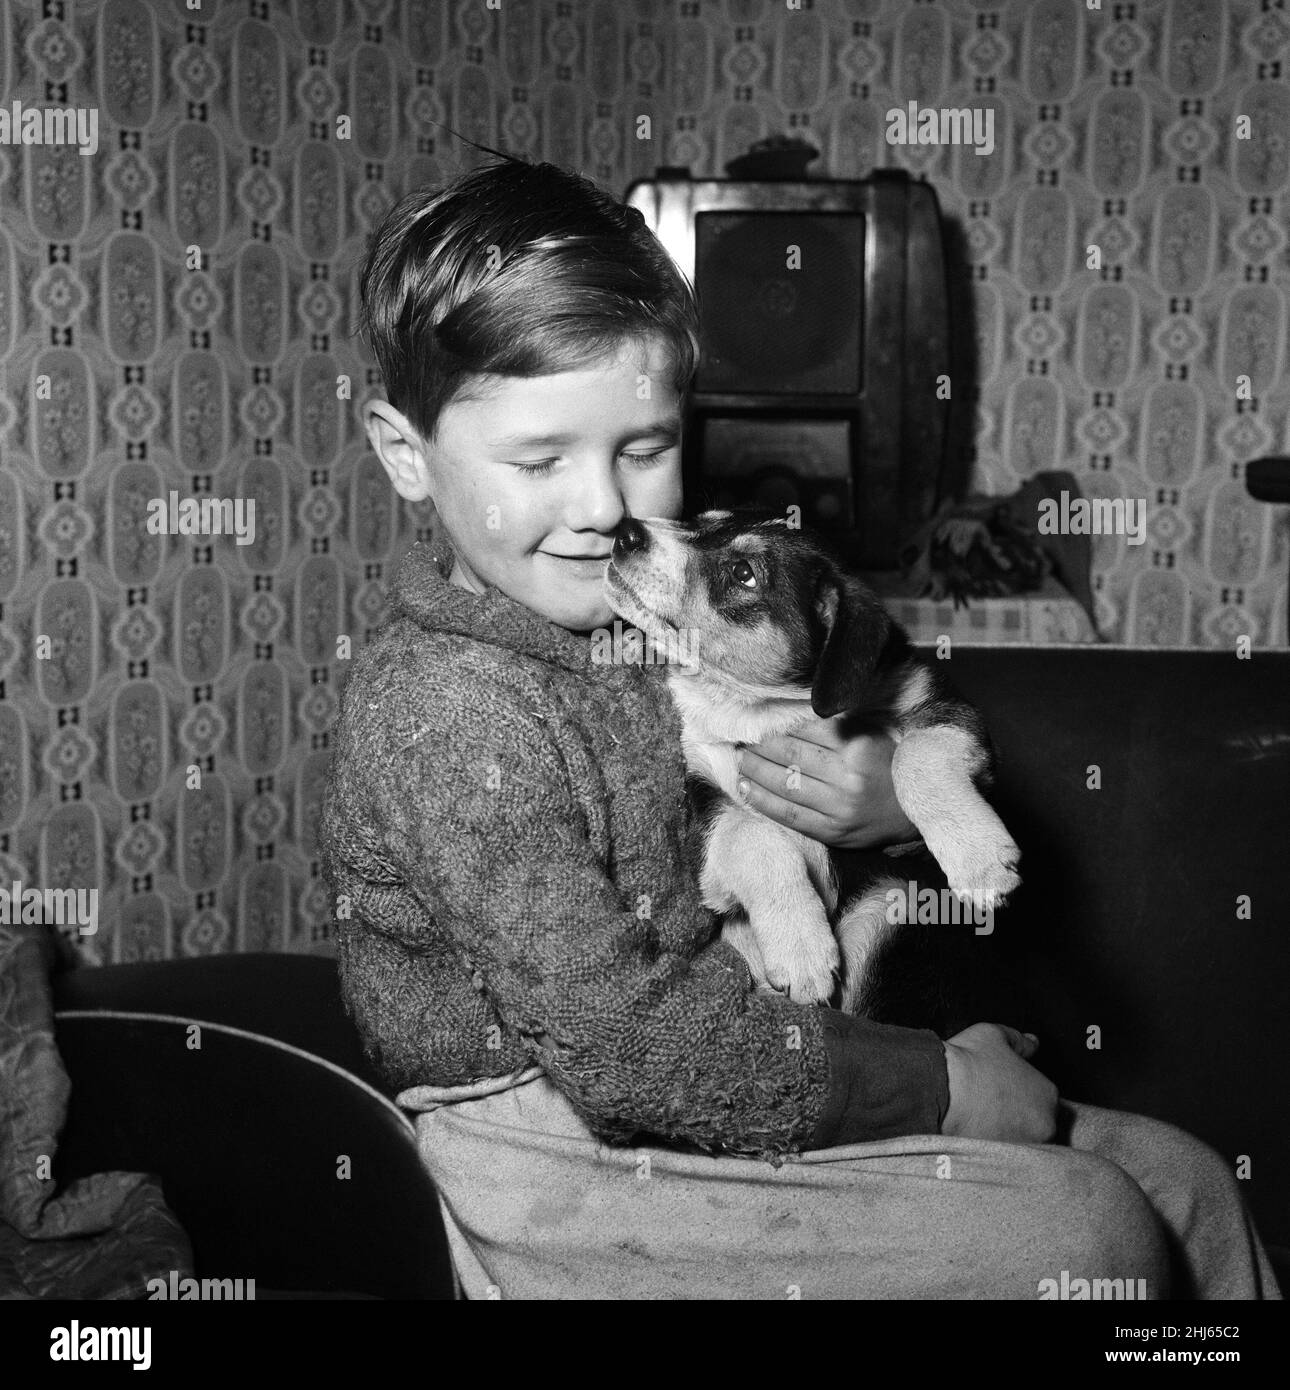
[0,0,1285,964]
[669,0,1289,648]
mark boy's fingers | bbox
[1003,1028,1040,1059]
[741,734,821,776]
[737,778,833,839]
[744,729,844,771]
[738,744,833,804]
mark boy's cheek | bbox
[635,466,684,520]
[438,500,502,555]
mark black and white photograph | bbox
[0,0,1286,1354]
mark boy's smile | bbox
[365,335,684,633]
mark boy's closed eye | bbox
[510,446,677,478]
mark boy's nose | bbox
[613,518,650,555]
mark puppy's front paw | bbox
[760,928,841,1006]
[945,838,1021,910]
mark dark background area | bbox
[837,645,1290,1251]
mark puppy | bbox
[604,508,1021,1013]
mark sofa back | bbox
[942,646,1289,1248]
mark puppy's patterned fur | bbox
[605,509,1020,1012]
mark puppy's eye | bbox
[730,559,757,589]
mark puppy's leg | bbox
[835,875,906,1015]
[891,726,1021,907]
[718,912,770,987]
[705,803,840,1004]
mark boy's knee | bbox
[1132,1116,1238,1217]
[1051,1151,1171,1297]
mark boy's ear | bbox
[811,572,892,718]
[364,400,434,503]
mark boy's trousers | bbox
[397,1070,1281,1301]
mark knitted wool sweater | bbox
[320,533,948,1156]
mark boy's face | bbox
[366,336,684,632]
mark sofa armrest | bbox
[52,1009,455,1298]
[51,953,387,1093]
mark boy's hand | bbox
[941,1024,1059,1143]
[734,716,919,849]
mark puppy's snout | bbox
[613,518,650,556]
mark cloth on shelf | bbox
[899,469,1096,621]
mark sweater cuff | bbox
[809,1009,950,1149]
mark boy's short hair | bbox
[355,157,702,446]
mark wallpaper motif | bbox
[0,0,1285,964]
[665,0,1288,647]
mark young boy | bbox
[319,156,1279,1299]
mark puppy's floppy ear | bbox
[811,572,892,718]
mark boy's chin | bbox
[551,600,617,635]
[525,586,617,633]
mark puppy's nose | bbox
[613,518,649,555]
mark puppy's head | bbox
[604,508,892,715]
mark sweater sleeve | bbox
[374,686,946,1155]
[809,1010,949,1148]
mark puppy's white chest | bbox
[665,667,812,805]
[681,734,742,801]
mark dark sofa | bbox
[49,645,1290,1297]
